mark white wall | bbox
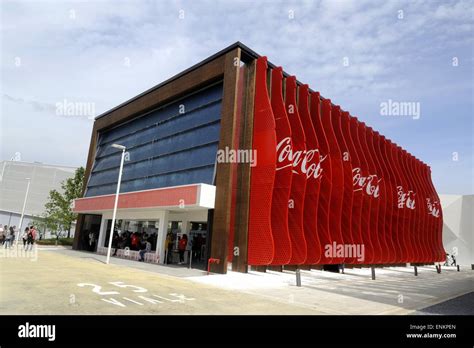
[440,194,474,266]
[0,210,75,238]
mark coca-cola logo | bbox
[276,137,326,179]
[397,186,416,209]
[352,167,381,198]
[426,198,440,217]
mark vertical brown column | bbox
[231,60,256,273]
[209,48,242,274]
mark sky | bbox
[1,0,472,194]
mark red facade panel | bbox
[321,101,345,264]
[298,85,323,265]
[270,67,293,265]
[247,57,276,265]
[285,76,308,265]
[310,92,334,264]
[245,54,444,267]
[332,108,354,262]
[356,122,376,263]
[346,114,365,264]
[365,126,383,264]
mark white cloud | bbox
[1,0,472,192]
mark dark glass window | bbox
[85,82,223,197]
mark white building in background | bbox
[0,161,77,238]
[440,194,474,268]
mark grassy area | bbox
[36,238,74,246]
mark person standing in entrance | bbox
[178,234,187,264]
[165,232,173,264]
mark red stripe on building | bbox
[73,185,199,212]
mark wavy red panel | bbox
[297,85,323,265]
[285,76,307,264]
[400,146,417,262]
[402,149,418,262]
[332,108,355,262]
[425,165,445,262]
[372,131,394,263]
[356,122,375,264]
[345,114,364,264]
[420,163,437,261]
[321,101,345,264]
[407,153,424,262]
[247,56,276,265]
[394,144,411,262]
[365,126,383,264]
[380,133,398,263]
[419,160,438,262]
[417,157,432,262]
[379,135,400,263]
[310,92,334,264]
[386,139,403,263]
[270,67,293,265]
[413,158,429,262]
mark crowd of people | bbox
[82,226,206,266]
[0,224,37,250]
[165,232,206,265]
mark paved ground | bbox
[0,245,472,315]
[413,291,474,315]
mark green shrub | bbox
[36,238,74,246]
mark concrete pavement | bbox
[1,246,472,315]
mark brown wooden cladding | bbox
[231,60,256,273]
[208,48,242,274]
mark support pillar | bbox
[156,211,169,264]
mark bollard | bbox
[188,250,192,269]
[414,266,418,276]
[207,258,220,275]
[341,264,345,274]
[457,265,460,272]
[371,267,376,280]
[296,268,302,287]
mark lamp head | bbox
[111,144,126,150]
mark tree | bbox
[43,167,85,238]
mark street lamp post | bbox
[17,177,31,244]
[106,144,126,264]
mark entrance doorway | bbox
[102,219,159,258]
[165,221,208,270]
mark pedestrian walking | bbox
[27,225,36,251]
[22,227,29,249]
[0,225,5,245]
[4,226,12,249]
[9,226,15,246]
